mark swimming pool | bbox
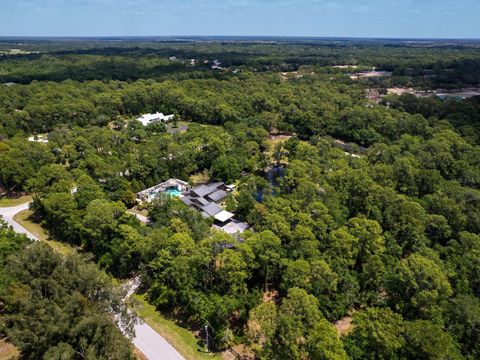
[164,187,183,197]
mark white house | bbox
[137,112,175,126]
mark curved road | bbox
[0,202,184,360]
[0,202,37,240]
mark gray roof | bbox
[191,182,225,198]
[201,202,223,216]
[181,196,193,206]
[207,190,228,203]
[191,185,211,198]
[191,196,209,206]
[208,182,224,189]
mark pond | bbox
[255,166,286,202]
[266,166,286,187]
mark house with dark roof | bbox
[181,182,240,228]
[206,189,229,203]
[139,179,249,235]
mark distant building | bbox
[350,70,392,80]
[137,112,175,126]
[211,59,223,69]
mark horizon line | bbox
[0,35,480,42]
[1,35,480,41]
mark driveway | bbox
[1,202,184,360]
[0,202,37,240]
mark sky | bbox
[0,0,479,38]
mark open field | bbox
[133,294,221,360]
[167,121,190,135]
[436,88,480,99]
[13,210,76,256]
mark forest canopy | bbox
[0,38,479,359]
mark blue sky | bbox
[0,0,479,38]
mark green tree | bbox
[247,302,278,356]
[446,295,480,359]
[245,230,283,292]
[345,307,404,360]
[0,243,135,359]
[211,154,241,183]
[402,320,464,360]
[307,318,348,360]
[385,254,452,320]
[275,287,323,359]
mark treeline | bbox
[384,93,480,141]
[4,73,479,147]
[1,39,480,86]
[0,122,268,192]
[0,54,213,84]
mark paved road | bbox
[0,202,184,360]
[0,202,37,240]
[126,279,185,360]
[133,318,184,360]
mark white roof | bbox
[214,210,235,223]
[215,220,249,234]
[137,112,174,126]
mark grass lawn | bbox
[265,136,291,163]
[133,294,221,360]
[134,347,148,360]
[13,210,76,256]
[166,121,190,134]
[0,195,32,207]
[128,207,149,217]
[190,171,211,186]
[0,339,20,360]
